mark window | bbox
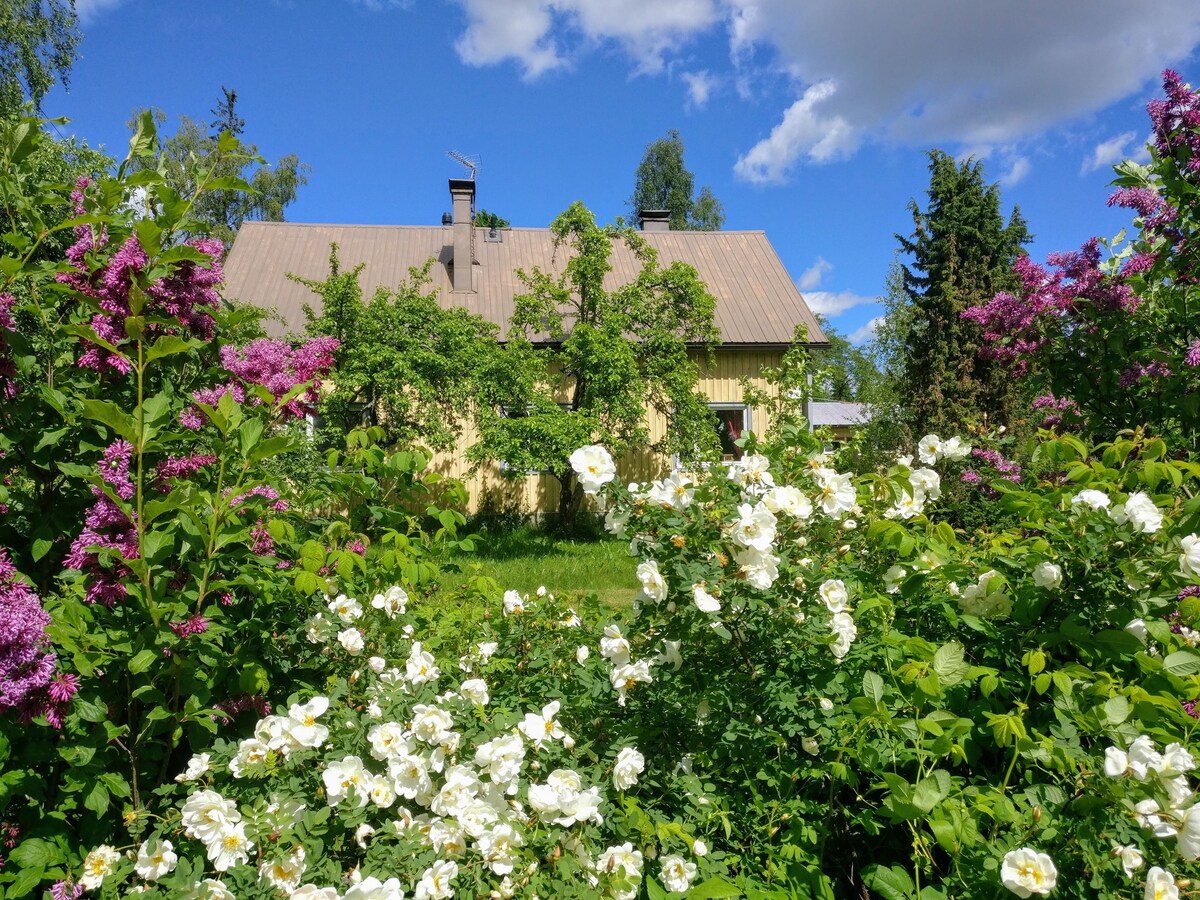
[709,403,751,462]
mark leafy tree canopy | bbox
[628,129,725,231]
[130,89,309,248]
[0,0,78,115]
[895,149,1031,434]
[470,201,722,524]
[475,208,510,229]
[297,244,505,453]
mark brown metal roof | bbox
[221,222,827,346]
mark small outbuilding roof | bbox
[222,221,828,347]
[807,400,871,427]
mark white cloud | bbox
[452,0,719,78]
[76,0,126,21]
[1081,130,1139,174]
[848,316,883,344]
[681,70,717,108]
[733,80,858,182]
[446,1,1200,175]
[999,156,1031,187]
[803,290,876,317]
[454,0,565,79]
[797,256,832,291]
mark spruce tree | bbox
[896,150,1030,434]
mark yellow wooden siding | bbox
[423,347,784,515]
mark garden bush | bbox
[5,76,1200,900]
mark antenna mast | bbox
[446,150,480,181]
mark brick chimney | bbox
[638,209,670,232]
[449,178,475,292]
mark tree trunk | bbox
[556,469,583,531]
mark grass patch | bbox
[452,524,638,608]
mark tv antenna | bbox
[447,150,480,180]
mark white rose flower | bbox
[576,645,590,664]
[259,846,306,893]
[917,434,943,465]
[192,879,236,900]
[293,887,341,900]
[813,468,856,517]
[692,584,721,613]
[728,502,778,552]
[1176,803,1200,860]
[415,859,459,900]
[570,445,616,495]
[819,697,834,711]
[1180,534,1200,577]
[181,790,240,845]
[1071,488,1111,510]
[175,752,211,783]
[1114,843,1144,878]
[337,627,365,656]
[327,594,363,623]
[637,560,668,604]
[1104,746,1130,778]
[1111,492,1163,534]
[1125,618,1150,644]
[613,747,645,790]
[134,837,177,881]
[884,565,906,594]
[909,467,941,500]
[694,839,708,857]
[596,843,644,900]
[1032,561,1063,589]
[344,875,407,900]
[801,736,819,756]
[460,677,490,705]
[819,579,850,613]
[1144,866,1180,900]
[80,844,121,890]
[519,700,566,748]
[406,642,440,686]
[660,855,698,893]
[322,756,369,807]
[763,484,812,519]
[1000,847,1057,897]
[734,547,781,590]
[206,821,252,872]
[502,589,526,616]
[942,436,970,461]
[286,696,331,750]
[368,655,387,673]
[371,585,408,618]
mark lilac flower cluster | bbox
[169,614,209,639]
[0,550,74,727]
[50,879,84,900]
[962,240,1139,373]
[63,486,137,607]
[99,440,135,501]
[1186,339,1200,368]
[961,447,1021,499]
[229,483,287,512]
[56,179,224,374]
[249,520,275,557]
[153,452,217,492]
[213,691,270,725]
[1118,361,1173,390]
[182,337,339,428]
[0,293,17,401]
[1148,70,1200,173]
[1031,393,1083,431]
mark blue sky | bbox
[46,0,1200,344]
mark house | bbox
[221,178,828,514]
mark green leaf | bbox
[146,334,198,363]
[82,398,138,443]
[1163,650,1200,676]
[932,642,968,685]
[861,865,916,900]
[10,837,63,869]
[83,779,110,815]
[128,649,158,674]
[31,537,53,562]
[1104,695,1131,725]
[686,877,743,899]
[912,770,951,813]
[863,671,885,706]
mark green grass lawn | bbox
[451,525,639,608]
